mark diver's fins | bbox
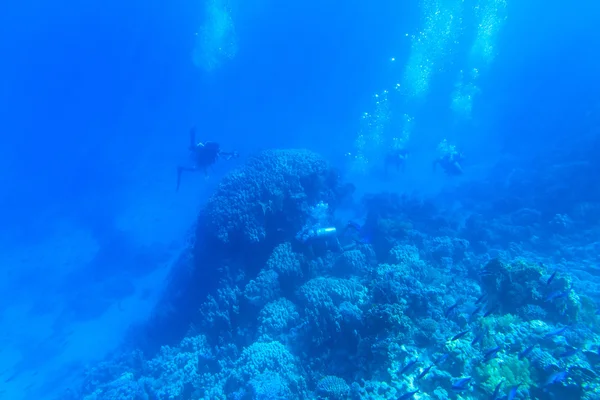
[177,166,198,191]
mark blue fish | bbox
[475,293,487,305]
[445,303,459,317]
[544,326,567,339]
[490,379,504,400]
[544,370,568,386]
[472,332,484,345]
[518,344,535,360]
[452,377,472,392]
[483,346,501,362]
[507,384,520,400]
[435,353,449,365]
[451,330,470,341]
[400,359,418,374]
[471,305,483,316]
[546,290,569,302]
[416,364,433,380]
[547,271,557,285]
[483,304,499,317]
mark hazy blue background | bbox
[0,0,598,398]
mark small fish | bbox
[483,346,501,362]
[483,304,499,317]
[518,344,535,360]
[507,384,520,400]
[557,347,578,358]
[472,332,484,345]
[547,271,557,285]
[417,365,433,380]
[544,326,567,339]
[490,379,504,400]
[546,290,569,302]
[471,305,483,316]
[451,377,472,392]
[544,370,568,386]
[475,293,487,304]
[400,359,418,374]
[398,389,419,399]
[445,303,459,317]
[435,353,450,365]
[451,330,470,341]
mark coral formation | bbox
[79,149,600,400]
[202,149,342,248]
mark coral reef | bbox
[78,149,600,400]
[201,149,343,249]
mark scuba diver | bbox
[343,220,372,245]
[384,148,410,175]
[433,139,464,176]
[177,127,239,190]
[296,220,371,254]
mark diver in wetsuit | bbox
[384,148,410,175]
[177,127,239,190]
[433,139,464,176]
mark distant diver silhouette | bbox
[177,127,239,190]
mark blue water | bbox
[1,0,599,399]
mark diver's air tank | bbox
[314,227,337,238]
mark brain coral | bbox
[258,298,300,337]
[298,277,369,333]
[225,340,306,398]
[202,149,340,246]
[316,375,350,399]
